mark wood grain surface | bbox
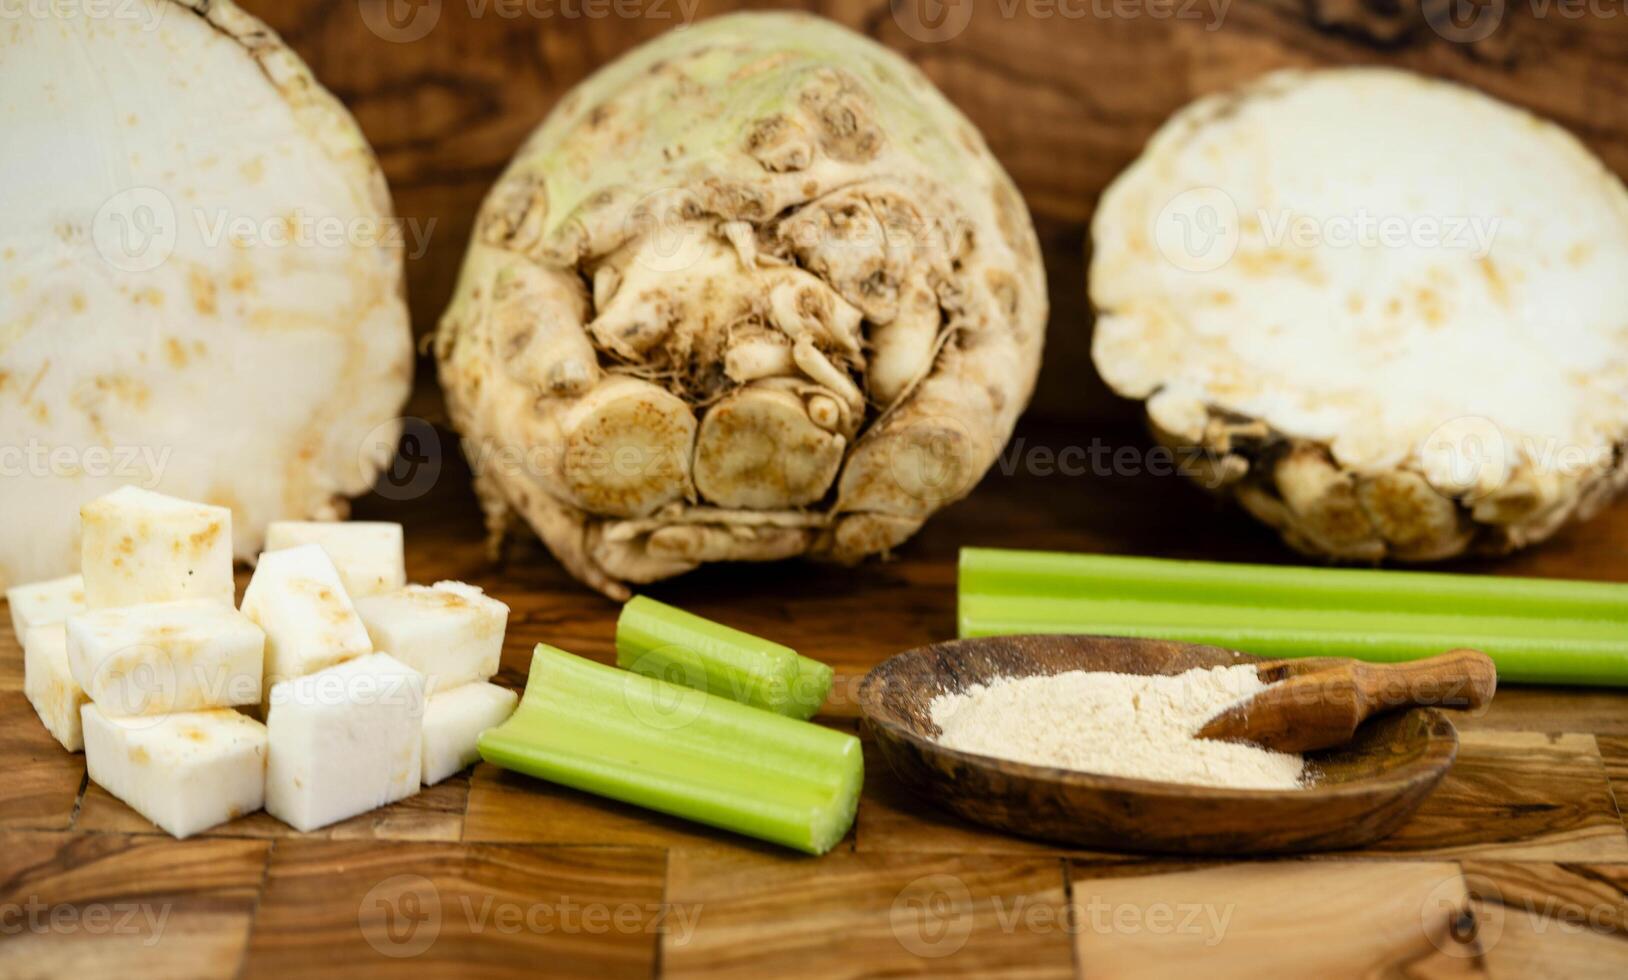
[5,1,1628,974]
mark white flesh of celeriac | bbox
[242,544,373,705]
[353,582,508,695]
[6,573,85,638]
[0,0,412,591]
[66,599,264,715]
[80,487,235,609]
[81,704,268,839]
[263,521,406,598]
[421,681,519,786]
[265,652,425,832]
[1091,68,1628,559]
[24,624,87,752]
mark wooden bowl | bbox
[858,634,1459,855]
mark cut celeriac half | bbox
[1090,68,1628,560]
[0,0,412,591]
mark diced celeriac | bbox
[421,681,518,785]
[23,624,87,751]
[241,544,372,705]
[81,704,267,839]
[265,652,425,832]
[354,581,507,695]
[6,573,86,638]
[66,599,264,715]
[80,487,235,610]
[263,521,406,599]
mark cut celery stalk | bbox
[480,645,862,854]
[959,548,1628,687]
[616,596,831,719]
[789,655,835,719]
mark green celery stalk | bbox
[959,548,1628,687]
[789,654,835,719]
[616,595,832,719]
[480,645,862,854]
[960,548,1628,622]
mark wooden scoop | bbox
[1198,649,1497,753]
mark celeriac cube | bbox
[264,521,406,599]
[265,652,425,832]
[23,624,88,751]
[6,573,86,638]
[66,600,264,715]
[241,544,372,702]
[80,487,235,609]
[81,704,267,839]
[421,681,519,785]
[354,581,508,695]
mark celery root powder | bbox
[928,665,1306,790]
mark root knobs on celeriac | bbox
[437,12,1047,598]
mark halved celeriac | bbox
[0,0,412,592]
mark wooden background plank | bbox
[236,0,1628,423]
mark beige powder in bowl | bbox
[928,664,1306,790]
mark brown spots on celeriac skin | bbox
[189,267,218,316]
[1478,256,1510,308]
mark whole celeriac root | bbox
[437,13,1046,598]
